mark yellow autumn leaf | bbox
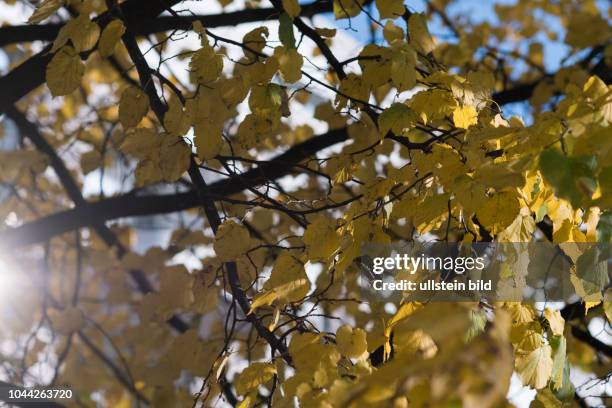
[220,77,249,108]
[159,136,191,182]
[236,393,255,408]
[474,163,525,190]
[497,208,536,242]
[289,332,321,355]
[134,159,163,188]
[565,12,610,48]
[194,127,223,160]
[46,46,85,96]
[119,127,160,159]
[214,219,251,262]
[413,193,451,235]
[506,302,535,324]
[378,103,416,136]
[583,207,600,242]
[187,88,229,159]
[7,0,612,404]
[333,0,364,20]
[476,190,521,235]
[162,329,212,374]
[289,333,340,376]
[515,344,553,389]
[249,255,310,312]
[383,21,404,44]
[452,105,478,129]
[164,97,191,136]
[376,0,405,20]
[249,290,279,312]
[336,325,368,359]
[243,27,268,60]
[190,46,224,84]
[335,73,370,109]
[391,47,417,91]
[234,362,276,395]
[51,14,99,53]
[80,150,102,174]
[409,89,457,124]
[119,87,150,129]
[275,47,303,83]
[392,303,472,345]
[28,0,63,24]
[160,265,194,309]
[454,175,487,214]
[249,83,284,114]
[99,19,126,58]
[303,214,341,260]
[386,302,422,335]
[315,27,337,38]
[315,102,346,129]
[544,308,565,336]
[282,0,301,18]
[268,306,281,331]
[359,44,393,88]
[49,307,86,335]
[264,254,310,303]
[408,13,435,54]
[191,274,219,314]
[249,255,310,313]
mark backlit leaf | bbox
[99,19,126,57]
[282,0,301,18]
[28,0,63,24]
[234,363,276,395]
[376,0,405,20]
[336,325,368,359]
[452,105,478,129]
[516,344,553,389]
[46,46,85,96]
[214,220,251,262]
[119,87,150,129]
[408,13,435,54]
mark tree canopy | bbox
[0,0,610,407]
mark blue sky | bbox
[315,0,609,72]
[310,0,608,121]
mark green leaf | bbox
[575,246,609,296]
[464,309,487,342]
[595,166,612,208]
[597,210,612,243]
[553,362,575,402]
[279,13,296,49]
[539,148,597,207]
[378,103,416,136]
[549,335,566,390]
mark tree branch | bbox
[270,0,348,80]
[0,0,182,116]
[0,1,336,47]
[492,47,611,106]
[0,127,348,249]
[76,331,148,404]
[571,326,612,358]
[119,3,292,366]
[4,106,190,333]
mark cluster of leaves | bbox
[0,0,610,407]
